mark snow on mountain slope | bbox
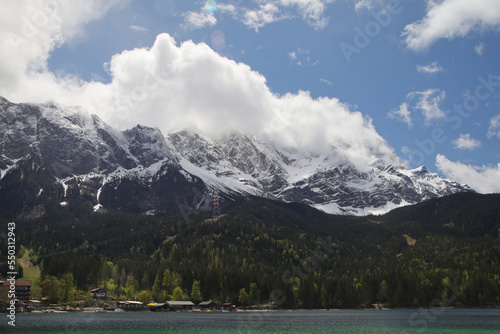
[168,130,472,215]
[0,97,210,215]
[0,97,472,216]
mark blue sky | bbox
[1,0,499,192]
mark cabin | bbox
[117,301,144,310]
[90,288,107,299]
[25,300,41,310]
[198,301,216,311]
[166,301,195,311]
[222,303,236,312]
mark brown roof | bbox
[199,301,215,306]
[15,280,32,287]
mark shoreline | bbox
[9,305,499,314]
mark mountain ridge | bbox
[0,97,472,217]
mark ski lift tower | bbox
[212,186,221,219]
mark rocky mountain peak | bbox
[0,97,473,216]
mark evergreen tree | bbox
[191,280,203,304]
[239,288,249,306]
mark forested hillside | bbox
[1,193,499,308]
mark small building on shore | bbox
[0,280,32,309]
[222,303,236,312]
[117,301,144,310]
[198,301,216,311]
[166,301,195,311]
[90,288,107,299]
[25,300,41,310]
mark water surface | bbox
[2,309,499,333]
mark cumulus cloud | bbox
[403,0,500,51]
[387,102,412,127]
[0,0,128,102]
[417,61,444,75]
[98,34,398,170]
[487,113,500,139]
[452,133,481,150]
[436,154,500,193]
[0,1,401,172]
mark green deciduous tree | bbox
[41,275,61,304]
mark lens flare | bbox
[211,30,225,51]
[205,0,217,13]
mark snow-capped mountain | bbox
[0,97,472,217]
[0,97,209,216]
[169,130,471,215]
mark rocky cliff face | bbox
[169,131,471,215]
[0,97,209,217]
[0,97,472,217]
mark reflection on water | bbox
[2,309,500,333]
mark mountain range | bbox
[0,97,472,217]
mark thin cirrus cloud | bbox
[403,0,500,51]
[416,61,445,75]
[129,25,150,33]
[474,42,486,55]
[184,0,333,31]
[487,113,500,139]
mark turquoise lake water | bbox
[2,309,499,333]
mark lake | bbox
[2,309,500,333]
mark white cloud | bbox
[99,34,398,170]
[408,89,446,123]
[475,42,486,55]
[319,78,333,85]
[279,0,334,30]
[0,1,402,173]
[417,61,444,75]
[403,0,500,51]
[388,102,412,127]
[452,133,481,150]
[353,0,386,11]
[436,154,500,193]
[184,10,217,29]
[0,10,401,172]
[242,3,286,32]
[130,25,149,32]
[0,0,128,102]
[287,47,318,66]
[209,0,333,31]
[487,113,500,139]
